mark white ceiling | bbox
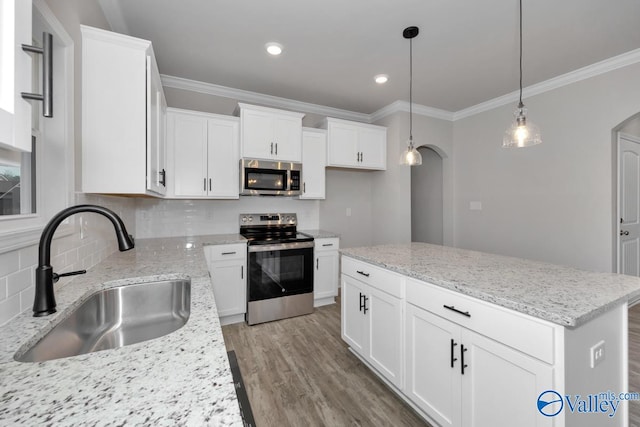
[99,0,640,114]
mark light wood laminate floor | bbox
[629,303,640,426]
[222,295,430,427]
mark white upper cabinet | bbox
[0,0,32,152]
[238,103,304,162]
[324,117,387,170]
[81,26,166,195]
[300,128,326,199]
[167,108,239,199]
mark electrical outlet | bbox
[590,340,605,368]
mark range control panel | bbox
[240,213,297,226]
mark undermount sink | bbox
[15,279,191,363]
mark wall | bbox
[453,62,640,272]
[0,0,136,327]
[412,147,444,244]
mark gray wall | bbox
[412,147,443,244]
[453,62,640,272]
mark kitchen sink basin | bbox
[15,279,191,363]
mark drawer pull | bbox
[356,270,370,277]
[450,339,458,368]
[221,251,237,255]
[443,304,471,318]
[322,243,333,247]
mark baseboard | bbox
[220,313,245,326]
[314,296,336,307]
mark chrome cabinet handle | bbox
[621,230,630,236]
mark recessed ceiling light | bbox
[265,42,283,56]
[374,74,389,84]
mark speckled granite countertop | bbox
[0,236,244,426]
[299,229,340,239]
[341,242,640,328]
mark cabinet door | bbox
[210,260,246,317]
[359,127,386,170]
[341,275,367,355]
[367,286,403,389]
[207,117,239,198]
[273,115,302,162]
[241,108,274,160]
[146,57,166,195]
[314,250,339,300]
[171,112,208,197]
[300,130,326,199]
[460,330,554,427]
[405,303,461,427]
[327,122,359,167]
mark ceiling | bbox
[99,0,640,114]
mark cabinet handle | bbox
[303,182,306,193]
[361,152,364,162]
[221,251,236,255]
[271,142,274,154]
[363,295,369,314]
[275,143,278,155]
[204,178,207,191]
[241,265,243,279]
[159,169,166,187]
[461,344,468,375]
[322,243,333,247]
[356,270,370,277]
[450,339,458,368]
[359,292,364,312]
[443,304,471,318]
[316,258,319,270]
[209,178,212,191]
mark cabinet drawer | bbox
[206,243,246,261]
[315,238,339,252]
[342,256,403,298]
[406,278,556,364]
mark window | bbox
[0,138,36,215]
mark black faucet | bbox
[33,204,135,317]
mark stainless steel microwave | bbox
[240,159,302,196]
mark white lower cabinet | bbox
[405,303,553,427]
[204,244,247,325]
[341,273,403,389]
[313,238,339,306]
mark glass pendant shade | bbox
[503,105,542,148]
[400,138,422,165]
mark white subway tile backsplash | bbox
[18,245,38,269]
[7,269,31,297]
[0,294,21,325]
[0,277,6,300]
[20,286,34,312]
[0,251,20,277]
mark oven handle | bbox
[248,241,315,252]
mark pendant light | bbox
[503,0,541,148]
[400,26,422,166]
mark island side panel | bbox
[564,303,627,427]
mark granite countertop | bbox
[299,229,340,239]
[202,234,247,246]
[341,242,640,328]
[0,235,244,426]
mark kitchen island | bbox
[341,242,640,427]
[0,235,245,426]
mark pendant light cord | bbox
[409,37,413,142]
[518,0,523,108]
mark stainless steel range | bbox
[240,213,314,325]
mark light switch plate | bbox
[469,201,482,211]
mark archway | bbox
[411,146,444,244]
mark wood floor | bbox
[223,300,640,426]
[222,295,430,427]
[629,303,640,427]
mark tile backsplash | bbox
[0,194,136,327]
[135,197,320,238]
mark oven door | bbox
[247,242,314,302]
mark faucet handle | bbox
[52,269,87,283]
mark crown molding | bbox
[98,0,130,34]
[161,75,371,122]
[369,100,454,123]
[454,47,640,121]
